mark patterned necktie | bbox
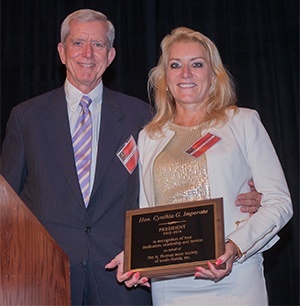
[72,95,92,207]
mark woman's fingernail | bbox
[134,272,140,279]
[215,259,223,266]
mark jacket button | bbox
[81,261,87,268]
[85,226,92,233]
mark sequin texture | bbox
[154,123,211,206]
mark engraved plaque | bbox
[124,198,225,278]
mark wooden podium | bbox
[0,175,71,305]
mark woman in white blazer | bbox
[107,27,293,305]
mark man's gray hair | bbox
[60,9,115,48]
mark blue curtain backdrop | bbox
[1,1,299,305]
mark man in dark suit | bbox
[0,9,152,305]
[0,8,261,306]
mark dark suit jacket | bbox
[1,86,152,305]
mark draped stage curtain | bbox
[1,1,299,305]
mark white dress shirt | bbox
[65,79,103,194]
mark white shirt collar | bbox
[64,79,103,111]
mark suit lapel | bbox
[42,87,85,208]
[91,88,125,198]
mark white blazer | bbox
[138,108,293,262]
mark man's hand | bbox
[235,180,261,215]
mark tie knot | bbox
[80,95,92,108]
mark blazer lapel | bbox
[91,88,125,197]
[42,87,85,208]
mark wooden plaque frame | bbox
[124,198,225,278]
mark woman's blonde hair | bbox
[145,27,237,137]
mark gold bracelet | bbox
[227,239,243,259]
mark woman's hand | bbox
[105,251,151,288]
[235,179,262,215]
[194,241,237,282]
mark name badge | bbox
[116,135,139,174]
[185,133,221,158]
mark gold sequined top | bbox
[153,123,211,206]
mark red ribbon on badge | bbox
[185,133,221,158]
[116,135,139,174]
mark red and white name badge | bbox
[116,135,139,174]
[185,133,221,158]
